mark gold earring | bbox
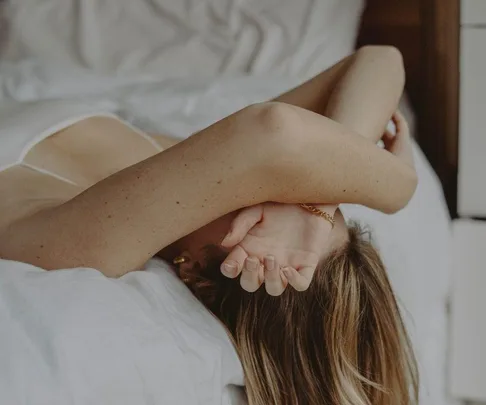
[173,255,189,265]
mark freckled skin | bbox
[0,47,416,277]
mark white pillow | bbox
[3,0,364,78]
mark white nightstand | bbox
[452,1,486,403]
[458,0,486,216]
[451,221,486,403]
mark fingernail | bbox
[220,232,231,246]
[265,256,275,271]
[221,261,237,276]
[246,258,258,272]
[221,234,229,245]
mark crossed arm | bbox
[0,46,417,277]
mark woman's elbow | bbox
[385,165,418,214]
[238,102,304,165]
[357,45,405,92]
[403,165,419,205]
[357,45,404,70]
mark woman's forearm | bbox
[268,103,417,212]
[274,46,410,212]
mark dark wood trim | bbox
[359,0,460,216]
[419,0,460,217]
[358,1,422,109]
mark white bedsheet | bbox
[0,0,454,404]
[0,259,246,405]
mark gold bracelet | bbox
[299,203,335,228]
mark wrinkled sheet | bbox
[3,0,364,79]
[0,259,246,405]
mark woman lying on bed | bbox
[0,46,418,405]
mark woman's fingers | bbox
[281,266,313,292]
[223,246,316,295]
[221,245,247,278]
[240,256,263,292]
[391,110,410,142]
[387,111,415,168]
[392,110,407,135]
[381,129,395,150]
[264,255,286,296]
[221,205,263,248]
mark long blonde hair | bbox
[186,225,418,405]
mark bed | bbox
[0,1,457,404]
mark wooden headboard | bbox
[358,0,460,216]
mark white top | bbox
[0,99,162,180]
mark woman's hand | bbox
[220,202,335,296]
[382,111,415,169]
